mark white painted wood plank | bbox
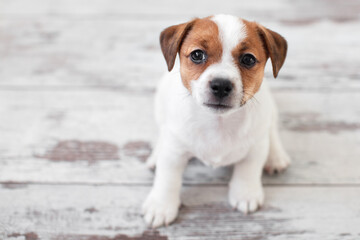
[1,0,359,24]
[0,185,359,240]
[0,0,324,19]
[0,90,359,184]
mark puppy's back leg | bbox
[146,133,163,169]
[264,107,291,175]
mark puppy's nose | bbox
[210,78,233,99]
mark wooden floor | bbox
[1,0,360,239]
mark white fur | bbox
[143,14,290,228]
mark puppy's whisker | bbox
[243,91,260,105]
[242,91,259,113]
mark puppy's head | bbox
[160,14,287,114]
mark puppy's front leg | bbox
[229,137,269,214]
[142,132,189,228]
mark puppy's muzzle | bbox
[210,78,233,99]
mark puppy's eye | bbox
[190,50,207,64]
[240,54,257,68]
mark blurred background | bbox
[0,0,360,239]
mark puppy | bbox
[143,14,290,228]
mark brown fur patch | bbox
[257,25,288,78]
[232,20,287,104]
[232,20,268,103]
[179,18,222,91]
[160,21,196,72]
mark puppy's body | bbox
[152,69,273,168]
[143,14,290,228]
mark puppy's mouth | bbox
[203,102,232,111]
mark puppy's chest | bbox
[185,120,253,167]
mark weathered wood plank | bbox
[0,17,359,90]
[1,185,359,240]
[1,0,359,23]
[0,90,359,184]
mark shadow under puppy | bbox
[143,14,290,228]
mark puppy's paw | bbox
[264,150,291,175]
[228,183,264,214]
[142,192,180,228]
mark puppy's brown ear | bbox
[160,20,196,71]
[257,24,287,78]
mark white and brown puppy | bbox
[143,14,290,228]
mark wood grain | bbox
[0,90,359,185]
[1,185,360,240]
